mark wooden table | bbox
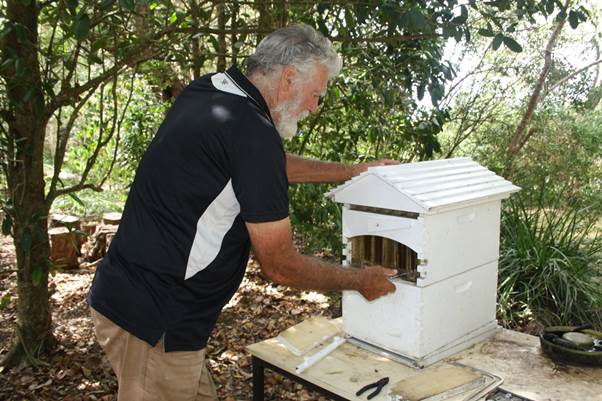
[247,323,602,401]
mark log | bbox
[49,213,81,231]
[48,227,79,269]
[85,224,118,262]
[80,221,97,244]
[102,212,122,225]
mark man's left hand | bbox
[351,159,399,177]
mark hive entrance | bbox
[350,236,418,282]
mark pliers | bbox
[356,377,389,400]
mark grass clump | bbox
[498,196,602,330]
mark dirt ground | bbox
[0,234,337,400]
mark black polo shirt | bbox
[88,67,289,351]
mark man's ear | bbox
[277,65,298,101]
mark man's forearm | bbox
[268,251,361,292]
[260,249,395,301]
[286,153,354,183]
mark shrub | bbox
[498,194,602,330]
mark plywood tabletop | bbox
[247,324,602,401]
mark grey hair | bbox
[246,23,342,80]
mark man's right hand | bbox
[356,266,397,301]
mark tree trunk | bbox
[503,0,570,176]
[216,3,227,72]
[1,0,54,367]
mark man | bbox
[88,23,397,401]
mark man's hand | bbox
[356,266,397,301]
[246,218,396,301]
[350,159,399,177]
[285,154,399,183]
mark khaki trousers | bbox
[91,307,218,401]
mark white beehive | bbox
[326,157,519,367]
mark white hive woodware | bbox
[326,157,520,367]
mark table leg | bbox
[252,356,265,401]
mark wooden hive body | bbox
[326,158,519,367]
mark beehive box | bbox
[326,158,519,367]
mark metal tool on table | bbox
[356,377,389,400]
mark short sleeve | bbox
[229,117,289,223]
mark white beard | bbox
[274,97,308,139]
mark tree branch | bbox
[504,0,571,174]
[98,68,137,188]
[46,22,182,117]
[45,88,96,205]
[330,34,438,43]
[182,26,438,44]
[546,58,602,95]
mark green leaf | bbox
[34,95,45,116]
[568,10,579,29]
[14,57,23,75]
[545,0,555,15]
[0,58,12,71]
[478,28,495,37]
[68,192,85,207]
[492,34,503,50]
[408,10,427,31]
[453,28,463,42]
[428,83,444,105]
[14,24,26,43]
[417,81,426,100]
[43,82,55,97]
[91,38,106,53]
[67,0,78,11]
[0,25,12,40]
[32,266,43,287]
[99,0,115,9]
[74,13,90,41]
[452,5,468,24]
[503,36,523,52]
[2,214,12,235]
[404,72,412,91]
[119,0,135,12]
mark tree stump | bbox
[49,213,84,257]
[80,221,97,245]
[50,213,81,231]
[85,224,118,262]
[49,227,79,269]
[102,212,121,225]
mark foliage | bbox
[0,0,595,365]
[289,183,342,255]
[498,194,602,329]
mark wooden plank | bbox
[381,238,396,268]
[389,364,482,401]
[371,236,382,265]
[276,316,341,356]
[247,321,602,401]
[351,237,363,267]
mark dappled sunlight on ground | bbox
[0,234,337,400]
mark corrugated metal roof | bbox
[326,158,520,212]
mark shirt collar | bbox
[225,66,274,124]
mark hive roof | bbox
[325,157,520,213]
